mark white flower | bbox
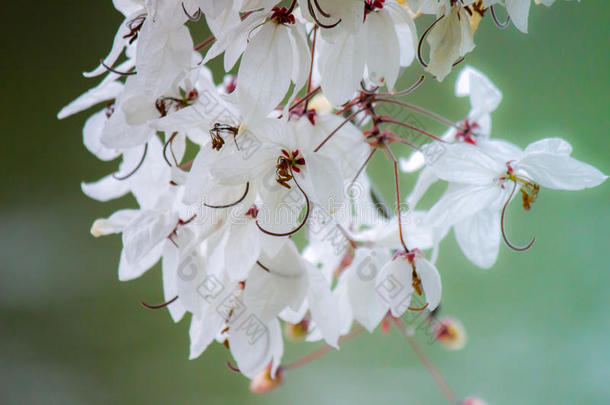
[401,65,503,208]
[377,249,442,317]
[425,139,606,268]
[60,0,602,390]
[316,1,417,105]
[424,2,475,81]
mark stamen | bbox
[194,35,216,51]
[141,295,178,310]
[204,183,250,209]
[384,143,410,253]
[307,0,342,28]
[313,0,331,18]
[314,108,366,152]
[379,116,445,143]
[181,2,202,21]
[417,15,445,68]
[256,261,271,273]
[209,123,238,151]
[348,148,377,196]
[288,86,321,113]
[501,181,536,251]
[162,132,179,167]
[408,302,430,312]
[113,143,148,180]
[100,60,136,76]
[490,5,510,29]
[375,98,460,129]
[374,75,425,98]
[256,168,310,237]
[226,361,241,373]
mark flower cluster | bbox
[60,0,602,400]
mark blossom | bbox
[424,139,606,268]
[59,0,604,398]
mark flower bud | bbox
[434,317,467,351]
[250,364,283,394]
[307,94,332,114]
[462,396,487,405]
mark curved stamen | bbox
[374,98,459,129]
[307,0,342,28]
[204,183,250,209]
[376,75,425,98]
[181,2,202,21]
[417,15,444,68]
[163,132,179,167]
[314,108,366,152]
[113,143,148,180]
[452,57,465,67]
[100,60,136,76]
[501,181,536,251]
[408,302,429,312]
[141,295,178,310]
[490,5,510,29]
[380,116,445,143]
[256,170,310,237]
[312,0,331,18]
[348,148,377,195]
[226,361,241,373]
[256,261,271,273]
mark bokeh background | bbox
[1,1,608,404]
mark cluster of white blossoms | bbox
[60,0,602,400]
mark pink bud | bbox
[462,396,488,405]
[250,364,283,394]
[434,317,467,351]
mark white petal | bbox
[83,111,120,161]
[426,184,506,227]
[505,0,531,33]
[454,209,501,269]
[376,257,413,318]
[406,167,439,209]
[224,221,261,281]
[229,318,283,379]
[161,241,187,323]
[237,23,293,119]
[122,210,179,265]
[189,309,225,359]
[90,209,137,237]
[346,249,388,332]
[58,80,124,120]
[81,175,130,202]
[364,10,400,90]
[400,151,426,173]
[523,137,572,156]
[306,263,340,347]
[243,262,307,323]
[455,66,502,118]
[318,30,365,106]
[118,240,162,281]
[424,143,504,185]
[516,152,607,190]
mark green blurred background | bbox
[1,1,608,404]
